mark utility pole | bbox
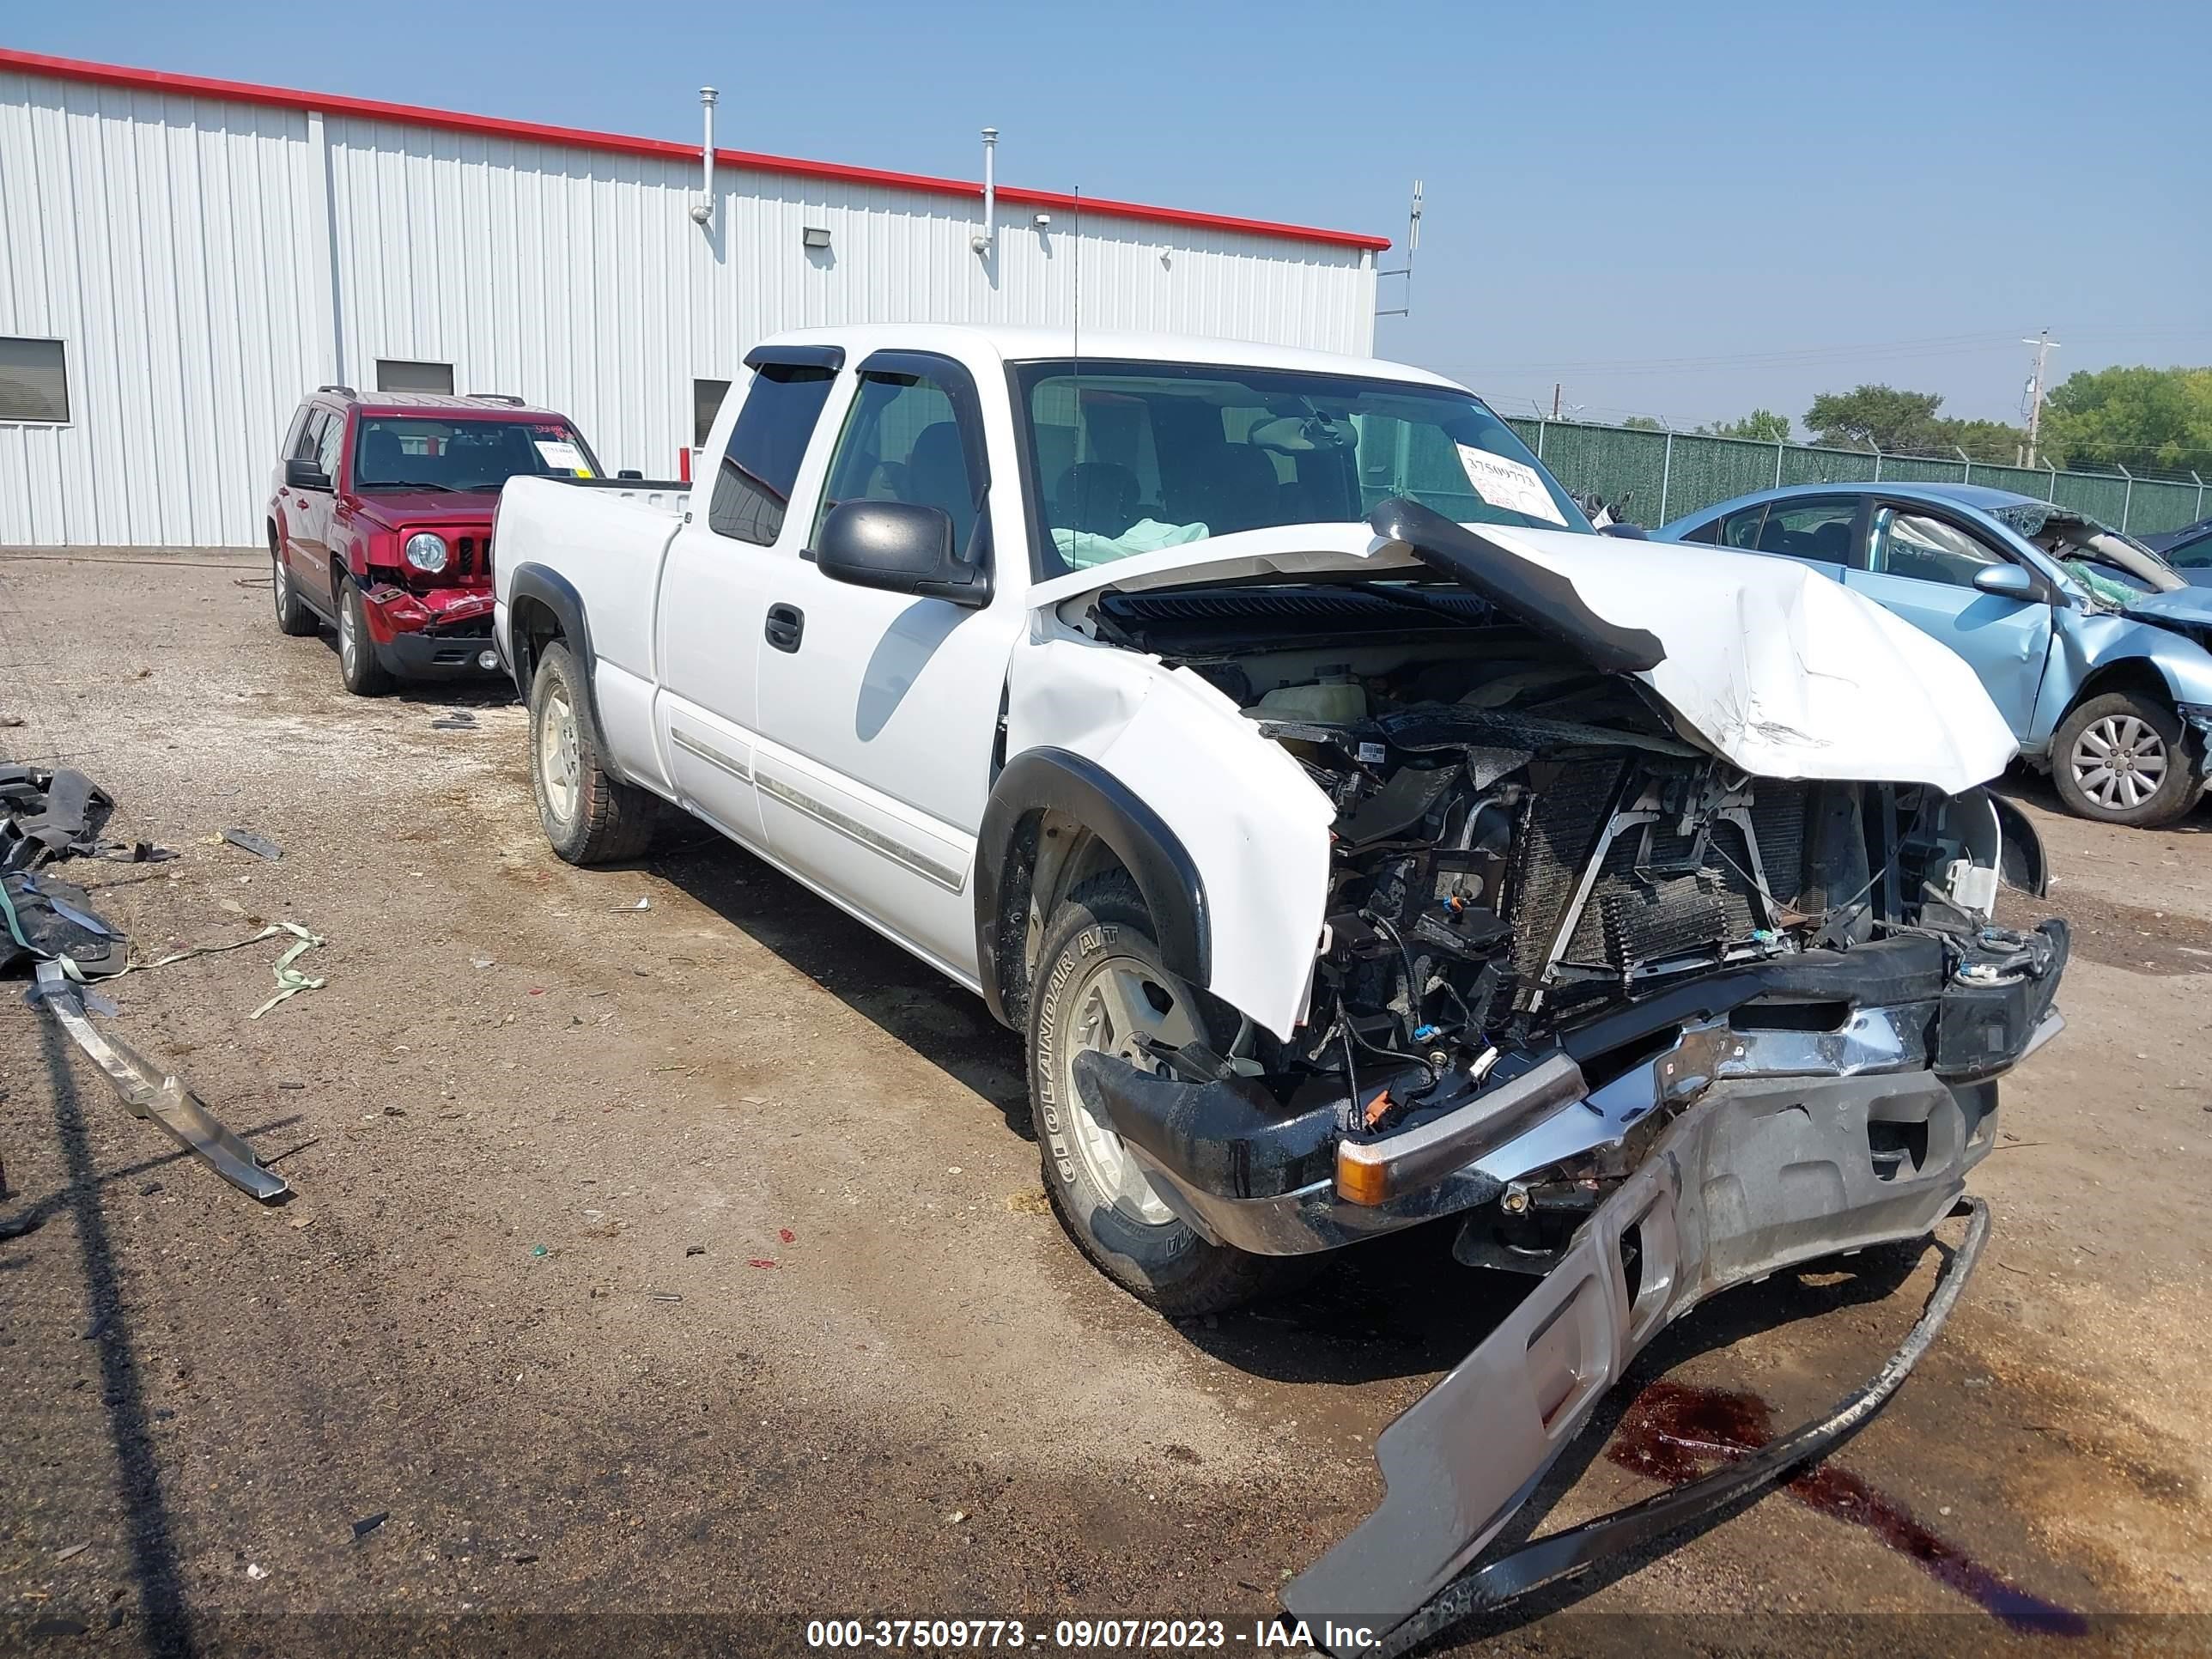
[1552,382,1563,421]
[1373,181,1423,319]
[2021,329,2060,468]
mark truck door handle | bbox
[765,604,805,653]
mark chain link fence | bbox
[1500,417,2209,538]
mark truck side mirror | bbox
[813,500,992,607]
[1972,563,2036,600]
[285,458,331,491]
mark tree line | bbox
[1614,365,2212,480]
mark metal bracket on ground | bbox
[32,961,290,1202]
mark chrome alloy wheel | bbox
[538,685,582,825]
[1056,951,1202,1226]
[338,594,362,678]
[2070,712,2167,811]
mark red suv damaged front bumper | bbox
[356,580,501,679]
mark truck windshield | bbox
[353,417,603,493]
[1014,360,1589,576]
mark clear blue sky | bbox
[12,0,2209,436]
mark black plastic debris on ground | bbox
[429,709,479,732]
[3,764,173,872]
[1,764,290,1205]
[3,764,113,871]
[3,872,127,979]
[222,826,283,860]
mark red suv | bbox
[266,389,608,694]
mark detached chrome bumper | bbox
[1282,1061,2002,1643]
[1306,1197,1991,1657]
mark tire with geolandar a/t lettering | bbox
[527,640,659,864]
[1027,872,1302,1316]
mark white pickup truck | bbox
[493,325,2066,1642]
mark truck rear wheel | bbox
[528,640,658,864]
[1028,872,1303,1316]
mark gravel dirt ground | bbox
[3,547,2209,1657]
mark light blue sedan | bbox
[1656,483,2212,826]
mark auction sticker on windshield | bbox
[1455,444,1565,526]
[534,439,590,475]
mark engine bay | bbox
[1088,579,2053,1154]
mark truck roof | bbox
[751,324,1465,391]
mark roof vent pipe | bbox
[970,127,998,254]
[690,88,718,227]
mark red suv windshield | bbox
[352,416,603,493]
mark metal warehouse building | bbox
[0,49,1388,549]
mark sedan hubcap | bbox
[2071,714,2166,811]
[538,689,582,823]
[1058,951,1200,1226]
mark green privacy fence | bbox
[1498,417,2209,538]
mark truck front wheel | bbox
[527,640,658,864]
[1028,873,1301,1316]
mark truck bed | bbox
[494,474,691,708]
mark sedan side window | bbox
[1754,500,1860,565]
[1872,509,2008,587]
[2165,530,2212,573]
[707,365,838,546]
[1718,505,1767,549]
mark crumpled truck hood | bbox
[1030,514,2018,796]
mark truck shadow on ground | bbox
[0,1020,201,1652]
[642,835,1949,1395]
[649,836,1033,1139]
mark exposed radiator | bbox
[1504,759,1626,981]
[1510,775,1814,980]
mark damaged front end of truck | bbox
[1013,500,2066,1646]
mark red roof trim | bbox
[0,48,1391,252]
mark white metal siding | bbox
[0,70,328,547]
[1,66,1377,547]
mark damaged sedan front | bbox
[1006,497,2065,1644]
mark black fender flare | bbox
[501,563,617,763]
[973,747,1211,1029]
[502,562,592,695]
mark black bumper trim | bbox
[373,629,504,680]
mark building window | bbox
[376,358,455,395]
[694,379,731,448]
[0,337,70,423]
